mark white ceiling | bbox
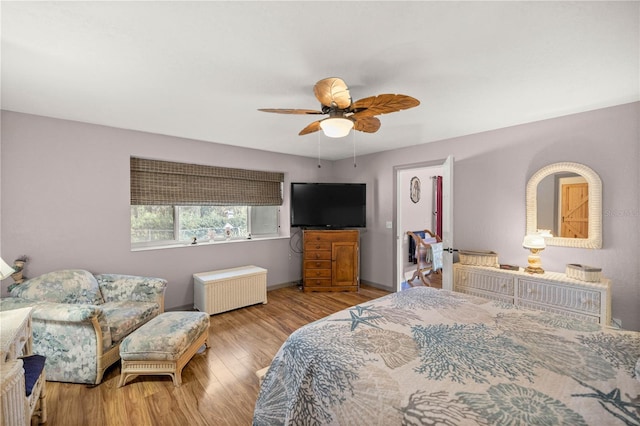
[2,1,638,160]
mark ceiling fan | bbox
[259,77,420,138]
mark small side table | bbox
[0,307,34,360]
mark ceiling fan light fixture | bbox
[319,117,354,138]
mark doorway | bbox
[394,156,454,292]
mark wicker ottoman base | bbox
[118,312,209,387]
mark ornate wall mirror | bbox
[526,162,602,248]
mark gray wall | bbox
[2,102,639,330]
[334,102,639,330]
[0,111,327,309]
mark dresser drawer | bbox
[454,286,514,304]
[455,268,514,296]
[304,250,331,260]
[304,278,332,287]
[305,269,331,279]
[304,260,331,270]
[305,231,358,243]
[304,241,332,251]
[517,279,602,315]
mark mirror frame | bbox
[526,162,602,249]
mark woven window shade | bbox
[130,157,284,206]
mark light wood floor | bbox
[41,284,390,426]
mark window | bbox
[130,157,284,248]
[131,205,280,247]
[131,205,174,244]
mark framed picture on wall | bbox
[410,176,421,203]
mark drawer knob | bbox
[315,262,321,267]
[527,288,532,294]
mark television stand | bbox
[302,230,359,292]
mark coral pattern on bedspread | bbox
[253,287,640,426]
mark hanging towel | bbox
[431,242,444,271]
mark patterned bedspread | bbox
[253,287,640,425]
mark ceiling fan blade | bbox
[313,78,352,109]
[299,120,322,136]
[351,94,420,117]
[353,116,381,133]
[258,108,324,115]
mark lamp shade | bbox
[319,117,354,138]
[0,257,16,280]
[523,234,546,250]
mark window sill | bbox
[131,235,290,252]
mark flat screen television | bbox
[290,182,366,228]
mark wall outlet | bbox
[386,221,393,229]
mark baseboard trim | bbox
[267,282,299,291]
[360,280,394,292]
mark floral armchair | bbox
[0,269,167,385]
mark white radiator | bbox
[193,265,267,315]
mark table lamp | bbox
[523,234,546,274]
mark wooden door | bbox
[561,182,588,238]
[332,241,358,288]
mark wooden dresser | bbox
[303,230,359,292]
[453,264,611,325]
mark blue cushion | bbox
[21,354,46,397]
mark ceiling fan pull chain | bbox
[317,132,322,168]
[353,130,357,168]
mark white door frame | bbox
[393,156,454,292]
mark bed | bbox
[253,287,640,425]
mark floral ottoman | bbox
[117,311,209,387]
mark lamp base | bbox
[11,271,24,283]
[525,251,544,274]
[524,266,545,274]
